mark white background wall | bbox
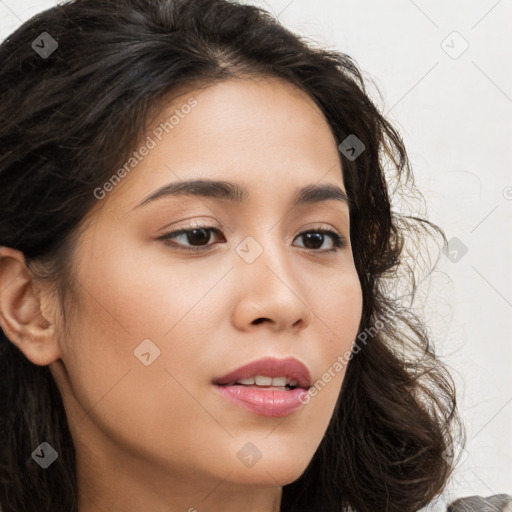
[1,0,510,509]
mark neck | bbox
[74,426,283,512]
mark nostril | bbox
[252,318,267,325]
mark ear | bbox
[0,246,62,366]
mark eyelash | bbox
[158,223,347,253]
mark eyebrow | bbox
[132,179,351,210]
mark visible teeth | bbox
[235,376,293,387]
[237,377,255,385]
[255,375,272,386]
[269,376,287,386]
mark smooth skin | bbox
[0,76,363,512]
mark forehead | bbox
[97,76,346,214]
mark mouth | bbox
[216,382,300,392]
[212,358,313,418]
[212,356,313,390]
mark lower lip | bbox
[213,384,309,417]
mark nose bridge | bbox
[235,224,292,285]
[232,225,312,327]
[228,204,316,332]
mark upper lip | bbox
[212,356,312,388]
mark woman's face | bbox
[49,76,363,506]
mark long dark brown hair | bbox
[0,0,465,510]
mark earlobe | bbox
[0,246,62,366]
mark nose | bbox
[230,234,314,333]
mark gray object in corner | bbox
[447,494,512,511]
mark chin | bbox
[222,452,313,487]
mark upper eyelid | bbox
[162,222,345,238]
[163,214,347,232]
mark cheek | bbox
[57,236,225,432]
[305,269,363,392]
[57,279,211,468]
[314,269,363,346]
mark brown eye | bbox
[180,228,213,247]
[158,225,346,253]
[158,225,223,251]
[294,229,347,252]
